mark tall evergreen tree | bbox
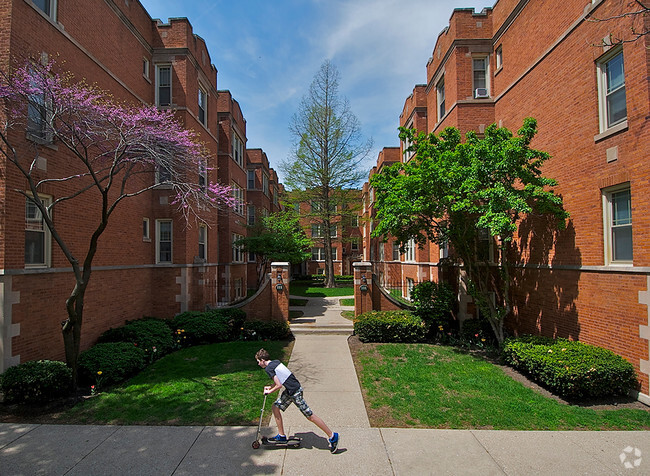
[282,60,372,287]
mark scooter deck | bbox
[261,436,302,447]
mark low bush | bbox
[170,308,247,346]
[502,335,638,400]
[0,360,72,404]
[410,281,455,334]
[78,342,147,387]
[241,320,292,341]
[98,317,174,359]
[354,310,427,343]
[459,319,495,346]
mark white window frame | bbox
[232,233,245,262]
[247,170,255,189]
[379,242,385,262]
[156,64,172,107]
[25,194,52,268]
[143,58,150,80]
[248,205,255,226]
[231,183,245,216]
[350,215,359,227]
[262,173,269,196]
[597,47,627,132]
[436,77,445,121]
[311,247,336,261]
[392,241,400,261]
[27,69,53,143]
[198,85,207,126]
[156,220,173,264]
[405,238,416,263]
[198,224,207,261]
[472,56,489,98]
[495,45,503,71]
[232,132,244,167]
[402,120,415,162]
[602,184,633,265]
[198,158,207,192]
[32,0,57,20]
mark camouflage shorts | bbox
[274,387,313,417]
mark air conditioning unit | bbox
[475,88,489,98]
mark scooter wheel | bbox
[252,440,260,449]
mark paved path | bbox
[1,294,650,475]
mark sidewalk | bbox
[1,295,649,475]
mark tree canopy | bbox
[371,118,568,343]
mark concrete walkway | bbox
[1,295,650,475]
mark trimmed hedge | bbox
[78,342,147,386]
[0,360,72,404]
[502,335,638,400]
[170,308,246,346]
[354,310,427,343]
[241,320,292,341]
[98,317,174,358]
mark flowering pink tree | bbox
[0,59,233,388]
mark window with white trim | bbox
[142,218,150,241]
[312,247,336,261]
[198,85,207,126]
[473,57,489,98]
[232,133,244,167]
[402,121,415,162]
[248,205,255,226]
[436,77,445,120]
[198,159,207,192]
[603,184,632,264]
[597,47,626,131]
[25,195,51,267]
[350,215,359,227]
[27,70,53,142]
[232,233,245,262]
[33,0,57,20]
[156,65,171,107]
[198,225,207,261]
[392,241,400,261]
[232,183,245,215]
[247,170,255,189]
[405,238,416,262]
[495,46,503,70]
[262,173,269,196]
[379,242,385,262]
[351,238,359,252]
[143,58,150,80]
[156,220,173,263]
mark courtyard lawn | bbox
[290,282,354,297]
[63,341,292,426]
[353,342,650,430]
[339,298,355,306]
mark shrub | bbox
[78,342,147,386]
[410,281,455,333]
[354,310,427,343]
[502,336,638,400]
[0,360,72,404]
[98,318,174,359]
[170,308,247,346]
[241,320,292,341]
[459,318,495,346]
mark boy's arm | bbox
[264,376,283,395]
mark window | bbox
[33,0,56,19]
[142,218,150,241]
[156,156,172,184]
[198,159,207,192]
[198,86,207,126]
[405,238,416,262]
[234,278,243,299]
[603,185,632,264]
[198,225,207,261]
[311,247,337,261]
[143,58,150,80]
[436,77,445,120]
[232,233,245,262]
[597,48,626,131]
[247,170,255,189]
[27,71,52,142]
[232,183,245,215]
[439,241,449,260]
[350,215,359,227]
[262,174,269,196]
[379,242,385,262]
[495,46,503,70]
[477,228,494,262]
[25,195,51,267]
[248,205,255,226]
[402,121,415,161]
[392,242,400,261]
[156,65,171,107]
[406,278,415,301]
[473,57,489,97]
[351,239,359,251]
[156,220,172,263]
[232,133,244,167]
[313,223,337,238]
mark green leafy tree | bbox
[371,118,568,344]
[282,60,372,287]
[236,210,312,288]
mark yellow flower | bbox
[97,371,103,375]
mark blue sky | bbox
[138,0,491,183]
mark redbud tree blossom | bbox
[0,59,234,388]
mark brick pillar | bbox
[354,262,372,317]
[271,262,290,321]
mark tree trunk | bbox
[63,282,86,392]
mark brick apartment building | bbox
[362,0,650,400]
[0,0,281,371]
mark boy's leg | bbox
[292,388,334,439]
[307,413,333,439]
[272,404,286,436]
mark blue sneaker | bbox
[268,434,288,443]
[328,432,339,453]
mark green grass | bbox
[290,282,354,297]
[63,341,292,426]
[355,343,650,430]
[339,298,354,306]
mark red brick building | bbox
[362,0,650,400]
[0,0,282,371]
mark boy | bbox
[255,348,339,453]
